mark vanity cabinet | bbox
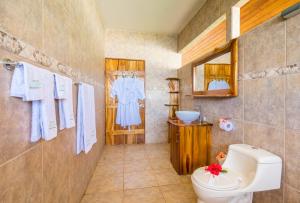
[168,120,212,175]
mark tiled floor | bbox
[81,143,197,203]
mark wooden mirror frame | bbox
[192,39,238,97]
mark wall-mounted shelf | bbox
[165,78,180,124]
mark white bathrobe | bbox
[111,77,145,128]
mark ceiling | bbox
[96,0,206,35]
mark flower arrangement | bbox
[205,163,227,176]
[216,151,226,165]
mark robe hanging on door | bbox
[110,77,145,128]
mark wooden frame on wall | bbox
[192,39,238,97]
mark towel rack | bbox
[1,58,95,86]
[0,58,18,71]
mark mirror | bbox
[192,39,238,97]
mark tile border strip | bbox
[239,64,300,81]
[0,27,103,88]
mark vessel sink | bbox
[175,111,200,124]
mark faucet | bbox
[194,105,202,122]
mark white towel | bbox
[76,83,97,154]
[54,74,75,130]
[54,73,67,99]
[10,62,45,101]
[31,69,58,142]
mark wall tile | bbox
[178,0,221,51]
[285,129,300,190]
[244,16,286,73]
[0,0,43,49]
[244,122,284,157]
[43,0,70,65]
[0,51,35,165]
[286,13,300,65]
[285,184,300,203]
[286,72,300,130]
[211,119,244,147]
[0,145,42,202]
[244,77,284,127]
[220,0,240,14]
[253,188,283,203]
[0,0,105,202]
[43,129,73,203]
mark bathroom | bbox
[0,0,299,202]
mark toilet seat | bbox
[192,167,243,191]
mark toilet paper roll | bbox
[219,120,234,132]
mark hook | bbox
[0,58,18,71]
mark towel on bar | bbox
[10,61,45,101]
[31,69,58,142]
[54,74,75,130]
[54,73,67,99]
[76,83,97,154]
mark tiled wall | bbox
[177,14,300,202]
[178,0,239,51]
[0,0,105,202]
[105,29,181,143]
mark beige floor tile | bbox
[83,144,191,203]
[123,187,165,203]
[94,162,123,177]
[144,143,170,152]
[160,184,197,203]
[154,169,181,186]
[98,152,124,164]
[124,159,152,173]
[85,175,123,194]
[146,149,170,159]
[124,170,158,189]
[125,150,147,161]
[102,145,124,153]
[124,144,146,151]
[179,175,192,184]
[81,191,123,203]
[149,157,173,170]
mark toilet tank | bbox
[222,144,282,192]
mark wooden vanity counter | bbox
[168,119,212,175]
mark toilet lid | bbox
[192,167,242,191]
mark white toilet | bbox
[191,144,282,203]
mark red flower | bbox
[205,163,223,176]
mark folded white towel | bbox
[76,83,97,154]
[31,101,42,142]
[56,76,75,130]
[31,69,58,142]
[10,62,45,101]
[54,73,67,99]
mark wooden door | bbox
[105,58,145,145]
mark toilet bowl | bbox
[191,144,282,203]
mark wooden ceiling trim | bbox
[240,0,300,34]
[182,20,227,66]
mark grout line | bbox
[0,143,41,168]
[282,19,287,203]
[243,119,284,130]
[242,38,245,144]
[41,140,44,203]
